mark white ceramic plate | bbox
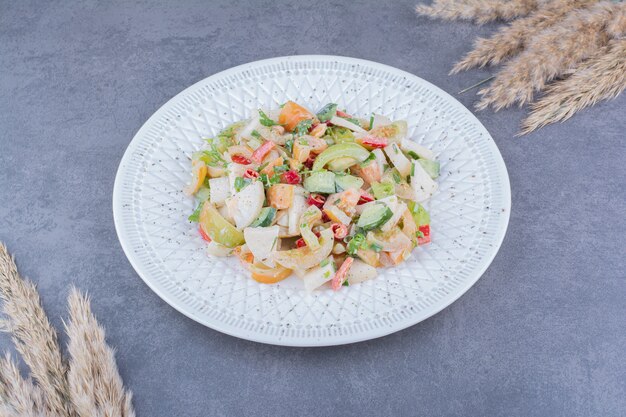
[113,55,510,346]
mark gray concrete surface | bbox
[1,1,625,416]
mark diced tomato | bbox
[198,226,211,242]
[250,141,275,163]
[357,191,375,205]
[231,154,251,165]
[331,223,348,239]
[281,170,301,184]
[295,238,307,248]
[321,212,330,223]
[331,257,354,290]
[336,110,352,118]
[418,224,431,245]
[307,193,326,208]
[361,136,387,149]
[303,154,316,169]
[244,169,259,179]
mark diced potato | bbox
[384,143,412,177]
[231,181,265,229]
[346,260,378,285]
[244,226,279,267]
[372,149,386,174]
[209,177,230,206]
[267,184,295,209]
[410,161,438,202]
[301,258,336,292]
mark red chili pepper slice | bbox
[307,193,326,208]
[336,110,352,118]
[281,170,301,184]
[250,141,275,163]
[331,223,348,239]
[358,191,375,205]
[198,226,211,242]
[331,257,354,290]
[303,154,317,169]
[231,154,251,165]
[295,238,307,248]
[417,224,431,245]
[244,169,259,179]
[361,136,388,149]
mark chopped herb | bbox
[359,152,376,166]
[270,173,281,184]
[234,177,251,192]
[251,130,261,139]
[333,198,340,205]
[383,163,390,171]
[369,114,374,130]
[299,138,309,146]
[273,164,288,173]
[279,102,286,108]
[285,138,294,153]
[200,147,226,167]
[416,230,425,238]
[411,163,415,176]
[196,187,211,202]
[392,171,401,183]
[345,117,360,126]
[393,144,399,154]
[316,103,338,122]
[320,258,330,267]
[407,150,420,160]
[257,162,269,172]
[300,223,307,229]
[295,119,314,136]
[323,271,331,279]
[342,280,350,287]
[370,242,383,252]
[259,110,279,127]
[346,233,366,255]
[188,202,204,222]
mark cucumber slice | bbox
[316,103,338,123]
[303,171,336,193]
[335,174,364,191]
[249,207,277,227]
[327,157,358,171]
[418,159,440,179]
[357,203,393,231]
[370,182,394,199]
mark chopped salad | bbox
[186,101,438,291]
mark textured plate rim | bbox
[113,55,511,347]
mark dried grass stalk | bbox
[476,1,620,110]
[65,288,135,417]
[0,354,47,417]
[0,244,73,417]
[450,0,600,73]
[520,39,626,134]
[416,0,544,25]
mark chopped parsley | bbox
[369,242,383,252]
[188,202,204,222]
[411,163,415,176]
[369,114,374,130]
[346,233,366,256]
[392,171,401,183]
[416,230,425,238]
[316,103,338,122]
[285,138,294,153]
[360,152,376,166]
[259,110,280,127]
[234,177,251,192]
[251,130,261,139]
[342,280,350,287]
[345,117,360,126]
[259,173,281,187]
[294,119,314,136]
[200,146,226,167]
[320,258,330,267]
[407,150,420,160]
[323,271,331,279]
[273,164,289,173]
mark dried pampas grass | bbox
[416,0,626,134]
[0,243,134,417]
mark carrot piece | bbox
[278,101,314,132]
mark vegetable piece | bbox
[208,177,231,207]
[294,119,314,136]
[301,257,336,292]
[346,233,366,256]
[407,201,430,226]
[293,139,312,163]
[198,225,211,241]
[370,182,395,199]
[233,177,251,192]
[206,165,226,178]
[331,223,348,239]
[323,126,354,144]
[303,171,336,194]
[299,206,323,250]
[400,138,435,160]
[278,101,314,132]
[369,121,407,143]
[249,207,277,227]
[323,188,361,216]
[417,224,431,245]
[346,260,378,285]
[400,208,418,244]
[249,262,292,284]
[259,110,280,127]
[251,141,276,163]
[358,190,375,205]
[418,159,440,179]
[306,136,328,153]
[324,205,351,225]
[307,193,326,208]
[380,202,407,233]
[273,228,334,270]
[244,169,259,180]
[231,180,265,229]
[287,192,307,235]
[357,203,393,231]
[198,203,245,248]
[334,174,364,191]
[267,184,295,210]
[410,160,438,202]
[370,114,391,130]
[281,170,301,185]
[316,103,338,122]
[260,156,284,176]
[356,247,380,267]
[244,226,280,267]
[310,123,328,138]
[357,136,388,149]
[327,157,359,171]
[384,143,412,177]
[206,241,233,257]
[329,115,367,134]
[312,143,370,171]
[367,228,413,252]
[331,257,354,290]
[185,160,208,195]
[351,159,381,184]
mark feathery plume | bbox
[0,354,47,417]
[520,39,626,134]
[65,288,135,417]
[416,0,544,25]
[450,0,600,74]
[476,1,621,110]
[0,244,73,417]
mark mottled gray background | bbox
[1,0,625,416]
